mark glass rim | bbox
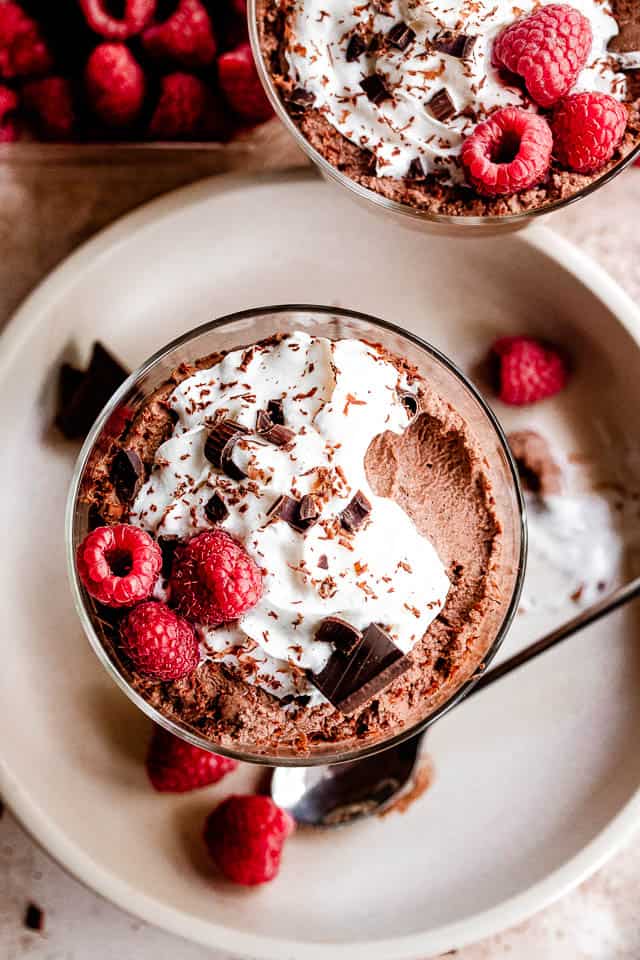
[66,304,528,767]
[247,0,640,229]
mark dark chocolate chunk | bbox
[360,74,392,105]
[399,391,418,415]
[387,21,415,50]
[158,537,179,579]
[308,623,410,714]
[204,419,248,470]
[267,398,285,424]
[406,157,426,180]
[340,490,372,532]
[298,494,319,522]
[428,88,456,121]
[433,32,477,59]
[205,492,229,524]
[346,33,367,61]
[110,448,144,503]
[264,423,296,447]
[24,903,44,932]
[56,342,129,440]
[284,87,315,113]
[256,409,273,433]
[316,616,362,656]
[268,494,316,532]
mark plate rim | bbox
[2,170,640,959]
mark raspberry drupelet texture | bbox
[490,336,569,406]
[146,726,237,793]
[552,92,628,174]
[218,42,273,124]
[142,0,217,69]
[120,601,200,680]
[0,2,52,79]
[23,77,75,140]
[149,72,230,140]
[460,107,553,197]
[0,85,19,142]
[169,529,263,626]
[85,43,146,128]
[77,523,162,607]
[204,795,295,886]
[493,4,592,109]
[79,0,156,40]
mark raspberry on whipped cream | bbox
[129,332,451,706]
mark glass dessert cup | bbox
[247,0,640,237]
[67,305,527,766]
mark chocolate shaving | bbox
[387,22,415,50]
[56,342,129,440]
[360,74,392,105]
[110,448,144,503]
[316,616,362,656]
[284,87,315,113]
[263,423,295,447]
[267,399,285,424]
[204,419,249,470]
[428,88,456,121]
[346,33,367,61]
[340,490,372,532]
[205,492,229,524]
[433,32,477,59]
[308,623,411,714]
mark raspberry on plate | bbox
[169,529,263,626]
[77,523,162,607]
[120,601,200,680]
[146,726,237,792]
[142,0,217,69]
[149,72,230,141]
[204,795,294,886]
[460,108,553,198]
[490,336,569,406]
[79,0,156,40]
[85,43,146,128]
[0,85,19,142]
[552,92,628,174]
[0,2,52,79]
[218,42,273,124]
[23,77,75,141]
[493,4,592,108]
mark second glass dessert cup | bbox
[67,305,527,766]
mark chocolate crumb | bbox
[318,554,329,569]
[24,903,44,932]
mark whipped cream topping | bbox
[282,0,627,181]
[130,332,450,705]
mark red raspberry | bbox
[120,600,200,680]
[149,72,230,140]
[493,4,592,109]
[552,92,627,174]
[490,336,569,406]
[85,43,146,128]
[79,0,156,40]
[142,0,216,69]
[77,523,162,607]
[23,77,75,141]
[169,530,263,626]
[461,107,552,197]
[204,795,294,886]
[0,85,19,142]
[146,726,237,792]
[218,42,273,124]
[0,2,52,79]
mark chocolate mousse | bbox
[256,0,640,216]
[78,332,511,757]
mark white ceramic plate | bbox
[2,172,640,960]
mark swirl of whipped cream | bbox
[283,0,626,180]
[130,331,450,705]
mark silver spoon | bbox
[271,576,640,826]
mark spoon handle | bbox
[469,575,640,697]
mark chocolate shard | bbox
[387,21,415,50]
[298,493,319,522]
[284,87,315,113]
[433,32,477,59]
[256,409,273,433]
[316,616,362,657]
[406,157,426,180]
[346,33,367,61]
[268,494,317,532]
[56,342,129,441]
[24,903,44,932]
[308,623,411,714]
[360,74,392,105]
[267,398,285,424]
[204,419,249,469]
[264,423,296,447]
[340,490,372,532]
[110,448,144,503]
[428,88,456,121]
[205,491,229,524]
